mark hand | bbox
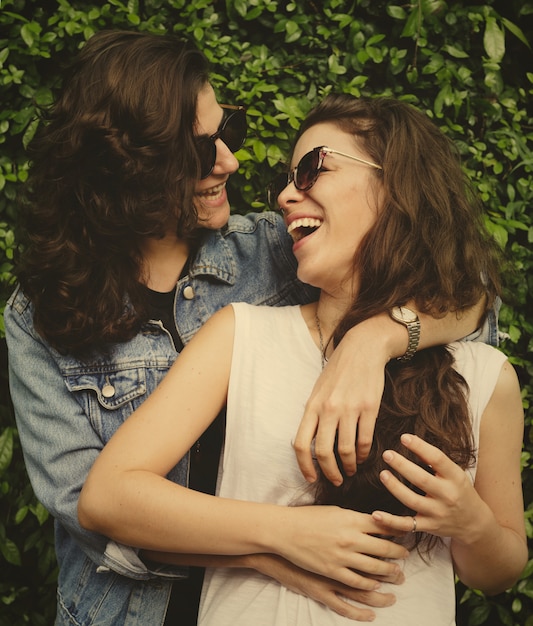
[294,316,390,485]
[371,434,483,542]
[277,506,408,589]
[251,553,403,622]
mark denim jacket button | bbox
[102,383,116,398]
[183,285,195,300]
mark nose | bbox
[212,138,239,176]
[277,179,306,214]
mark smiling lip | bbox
[196,182,226,199]
[287,217,323,242]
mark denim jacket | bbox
[5,211,499,626]
[5,212,316,626]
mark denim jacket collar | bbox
[189,229,236,285]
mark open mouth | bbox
[287,217,322,242]
[197,182,225,199]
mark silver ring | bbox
[411,516,417,533]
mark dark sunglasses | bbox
[196,105,247,179]
[267,146,382,210]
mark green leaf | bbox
[0,48,9,67]
[0,428,14,474]
[0,538,21,566]
[252,140,267,162]
[20,23,35,47]
[501,17,531,50]
[387,5,406,20]
[401,9,420,38]
[484,17,505,62]
[443,44,469,59]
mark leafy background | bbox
[0,1,531,624]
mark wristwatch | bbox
[389,306,421,362]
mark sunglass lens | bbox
[267,173,289,209]
[197,139,217,179]
[294,148,320,190]
[221,109,247,152]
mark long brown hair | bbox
[17,30,210,356]
[306,95,502,548]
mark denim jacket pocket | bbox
[65,367,148,442]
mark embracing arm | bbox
[450,360,527,593]
[4,294,110,564]
[79,305,408,588]
[143,551,400,621]
[371,361,527,595]
[295,298,488,484]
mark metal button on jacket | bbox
[183,285,195,300]
[102,383,116,398]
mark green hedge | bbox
[0,1,532,624]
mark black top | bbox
[143,282,224,626]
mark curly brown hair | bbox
[305,95,502,549]
[17,30,210,356]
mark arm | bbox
[370,362,527,594]
[294,299,488,485]
[79,305,409,588]
[4,295,110,566]
[144,551,402,621]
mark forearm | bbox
[375,299,485,361]
[142,550,258,569]
[141,551,402,619]
[414,297,486,350]
[79,471,408,587]
[80,473,290,557]
[451,500,527,594]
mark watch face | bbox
[394,306,418,323]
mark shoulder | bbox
[5,285,32,317]
[4,286,37,338]
[448,342,509,415]
[449,341,507,373]
[222,211,284,235]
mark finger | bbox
[372,510,421,535]
[355,408,379,464]
[322,595,377,622]
[378,467,426,512]
[371,568,406,586]
[314,418,344,486]
[338,588,397,609]
[336,414,358,477]
[399,433,456,477]
[347,552,406,581]
[382,446,444,496]
[321,588,395,621]
[293,414,319,483]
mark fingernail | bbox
[372,511,383,521]
[401,434,412,444]
[380,470,390,483]
[383,450,393,462]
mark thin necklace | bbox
[315,313,328,369]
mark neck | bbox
[302,293,351,359]
[140,232,191,292]
[315,292,351,338]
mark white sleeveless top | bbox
[198,303,507,626]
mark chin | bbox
[198,205,231,230]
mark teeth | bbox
[287,217,322,234]
[198,183,225,197]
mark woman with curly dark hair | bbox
[6,30,494,626]
[79,95,525,625]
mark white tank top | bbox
[198,303,507,626]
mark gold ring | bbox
[411,516,417,533]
